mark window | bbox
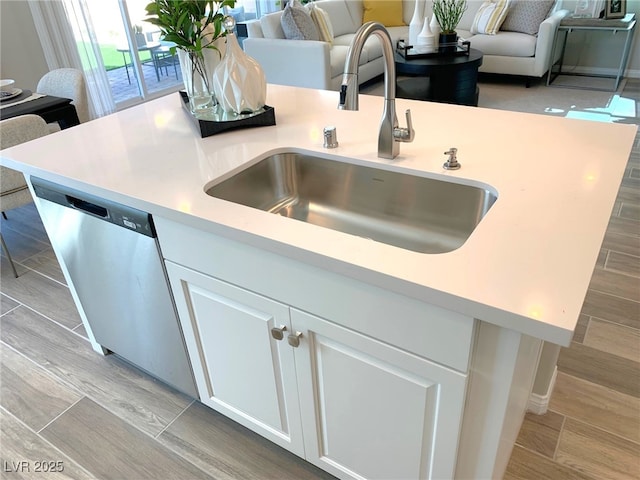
[84,0,183,108]
[49,0,283,112]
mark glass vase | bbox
[177,49,217,117]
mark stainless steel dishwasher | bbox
[31,177,197,397]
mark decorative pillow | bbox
[470,0,511,35]
[308,3,334,43]
[362,0,406,27]
[501,0,555,35]
[281,0,320,41]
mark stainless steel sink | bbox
[206,152,497,253]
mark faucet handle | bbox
[394,109,415,143]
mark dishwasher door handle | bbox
[66,196,109,218]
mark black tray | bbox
[179,90,276,137]
[396,40,470,59]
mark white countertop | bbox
[1,85,635,346]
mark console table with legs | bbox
[547,13,636,91]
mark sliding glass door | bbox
[73,0,280,109]
[82,0,182,108]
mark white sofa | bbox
[458,0,568,80]
[244,0,569,90]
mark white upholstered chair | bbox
[0,114,50,277]
[37,68,90,128]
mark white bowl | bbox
[0,79,15,92]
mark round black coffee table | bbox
[394,48,483,106]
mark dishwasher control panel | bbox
[32,177,155,238]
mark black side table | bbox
[394,48,484,106]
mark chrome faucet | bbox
[338,22,414,159]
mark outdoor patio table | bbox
[152,45,179,80]
[0,90,79,130]
[117,42,162,84]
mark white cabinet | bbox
[155,216,545,480]
[165,261,467,480]
[291,309,467,480]
[165,262,304,456]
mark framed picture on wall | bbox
[605,0,626,19]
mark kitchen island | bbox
[1,85,635,479]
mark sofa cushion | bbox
[501,0,555,35]
[332,33,357,47]
[362,0,406,27]
[281,0,320,40]
[386,25,411,45]
[330,45,370,78]
[308,3,334,43]
[246,19,265,38]
[316,0,361,36]
[458,0,484,31]
[260,11,286,39]
[332,33,386,61]
[467,31,536,57]
[470,0,511,35]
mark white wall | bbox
[0,1,49,90]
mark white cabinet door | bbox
[165,262,304,456]
[291,309,468,480]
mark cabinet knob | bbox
[287,331,303,347]
[270,325,287,340]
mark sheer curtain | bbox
[28,0,116,119]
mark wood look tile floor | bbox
[504,79,640,480]
[1,80,639,479]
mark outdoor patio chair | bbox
[152,46,179,80]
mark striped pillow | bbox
[308,4,334,43]
[471,0,511,35]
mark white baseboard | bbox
[557,65,640,79]
[527,367,557,415]
[626,69,640,79]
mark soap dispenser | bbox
[212,16,267,115]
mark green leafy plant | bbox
[144,0,236,55]
[432,0,467,34]
[144,0,236,104]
